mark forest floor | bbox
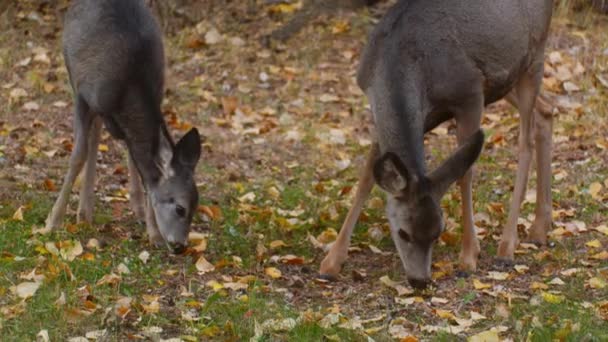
[0,1,607,341]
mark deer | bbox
[319,0,555,289]
[45,0,202,254]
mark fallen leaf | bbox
[468,329,499,342]
[589,182,603,200]
[265,267,282,279]
[487,271,509,281]
[36,329,50,342]
[11,281,41,299]
[97,273,121,286]
[586,239,602,248]
[473,279,492,290]
[590,251,608,260]
[541,291,565,304]
[269,240,288,249]
[12,206,25,221]
[138,250,150,264]
[589,277,607,289]
[530,281,549,290]
[594,225,608,236]
[142,300,160,314]
[380,275,414,296]
[195,256,215,274]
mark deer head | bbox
[374,130,484,288]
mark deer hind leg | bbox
[528,94,553,244]
[127,153,146,221]
[77,116,102,224]
[319,142,378,278]
[497,69,542,261]
[453,97,484,272]
[46,96,94,230]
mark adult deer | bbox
[320,0,554,288]
[46,0,202,254]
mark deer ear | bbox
[373,152,410,195]
[173,128,201,171]
[429,130,484,196]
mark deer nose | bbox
[407,277,430,289]
[168,242,186,254]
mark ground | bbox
[0,1,607,341]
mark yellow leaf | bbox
[468,329,499,342]
[316,228,337,244]
[206,280,224,291]
[142,300,160,314]
[590,251,608,260]
[514,265,529,274]
[589,182,603,200]
[195,256,215,274]
[331,20,350,35]
[98,144,109,152]
[268,3,300,14]
[473,279,492,290]
[530,281,549,290]
[541,291,565,304]
[586,239,602,248]
[12,206,24,221]
[269,240,288,249]
[265,267,282,279]
[593,225,608,236]
[589,277,607,289]
[435,309,455,320]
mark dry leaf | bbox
[473,279,492,290]
[195,256,215,274]
[12,206,25,221]
[265,267,282,279]
[468,329,500,342]
[589,277,607,289]
[11,281,41,299]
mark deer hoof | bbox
[493,257,514,270]
[455,270,470,278]
[319,254,344,278]
[316,273,338,282]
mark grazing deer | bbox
[320,0,554,288]
[46,0,202,254]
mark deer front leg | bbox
[46,97,93,230]
[454,100,483,272]
[145,194,163,247]
[77,116,102,224]
[497,72,540,261]
[319,142,378,278]
[528,96,553,244]
[128,153,146,221]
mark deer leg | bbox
[145,193,163,247]
[497,70,541,261]
[454,99,483,272]
[127,153,146,221]
[46,96,93,230]
[528,97,553,244]
[77,116,102,224]
[319,142,379,277]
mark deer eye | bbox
[398,229,411,242]
[175,205,186,217]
